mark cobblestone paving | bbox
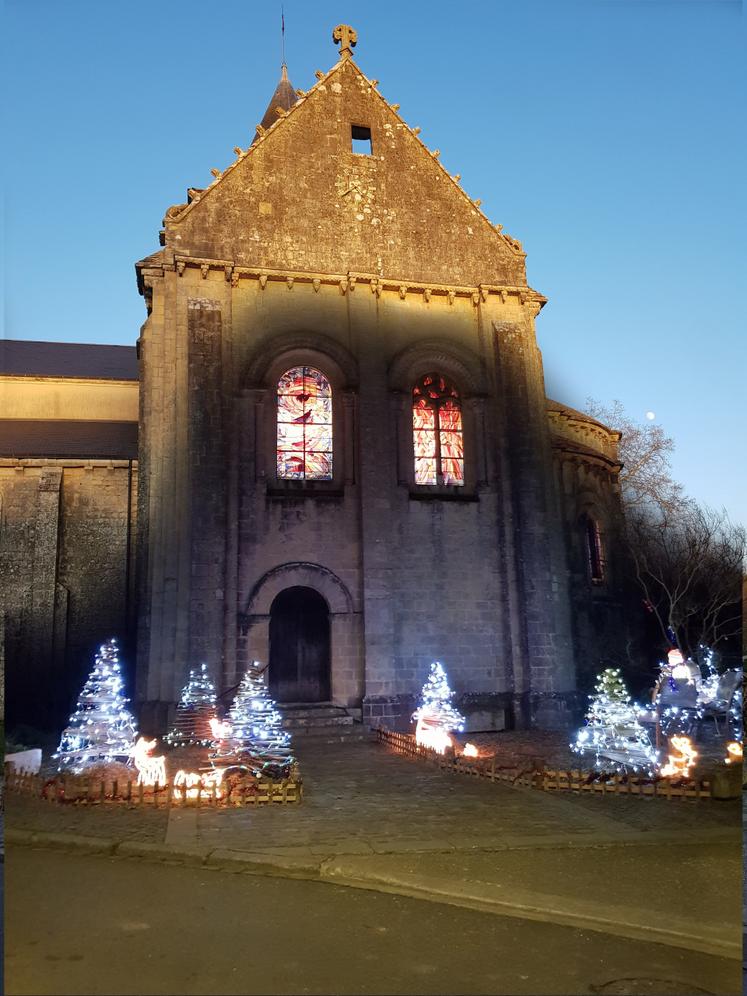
[194,738,740,854]
[4,737,739,854]
[5,794,169,843]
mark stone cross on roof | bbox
[332,24,357,58]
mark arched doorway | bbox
[269,587,331,703]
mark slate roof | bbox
[0,420,138,459]
[0,340,138,381]
[254,64,298,142]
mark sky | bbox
[3,0,746,524]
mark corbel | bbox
[200,263,210,279]
[479,286,489,303]
[423,288,431,303]
[224,265,233,283]
[471,292,480,306]
[448,290,456,306]
[259,275,268,289]
[348,276,356,291]
[177,262,186,277]
[231,269,240,288]
[339,278,348,294]
[399,285,407,300]
[286,276,295,290]
[370,278,382,297]
[313,278,321,293]
[499,289,508,304]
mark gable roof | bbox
[1,340,138,381]
[159,55,528,288]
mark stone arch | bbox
[387,338,486,396]
[241,563,362,708]
[243,331,359,390]
[245,562,355,617]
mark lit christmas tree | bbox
[165,663,218,748]
[213,663,293,776]
[54,638,138,772]
[572,667,658,775]
[412,661,465,753]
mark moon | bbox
[645,411,656,421]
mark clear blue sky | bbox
[4,0,745,524]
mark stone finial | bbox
[333,24,357,58]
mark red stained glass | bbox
[412,373,463,487]
[277,366,333,480]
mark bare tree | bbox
[627,502,744,658]
[585,398,684,514]
[586,399,745,662]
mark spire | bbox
[253,62,298,143]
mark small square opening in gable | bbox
[351,125,372,155]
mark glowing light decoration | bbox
[54,638,138,772]
[173,768,226,799]
[462,742,479,758]
[132,737,167,786]
[412,661,465,753]
[725,741,742,765]
[212,662,293,776]
[276,366,333,480]
[165,663,218,748]
[572,668,658,776]
[209,717,232,741]
[412,373,464,486]
[659,735,698,778]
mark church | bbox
[0,26,626,736]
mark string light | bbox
[131,737,167,786]
[572,667,658,776]
[412,661,465,754]
[54,638,138,772]
[659,735,698,778]
[211,663,293,777]
[165,663,218,748]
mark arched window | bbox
[276,366,333,480]
[412,373,464,486]
[584,516,605,583]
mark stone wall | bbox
[0,459,137,732]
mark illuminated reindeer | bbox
[131,737,167,786]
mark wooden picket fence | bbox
[377,728,712,801]
[3,765,303,807]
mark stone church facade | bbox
[1,29,626,734]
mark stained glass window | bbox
[412,373,464,486]
[277,366,333,480]
[585,516,605,583]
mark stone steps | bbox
[279,703,370,742]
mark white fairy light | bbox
[212,662,293,776]
[54,638,138,772]
[412,661,465,754]
[572,667,658,776]
[165,663,218,748]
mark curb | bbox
[318,860,741,962]
[6,831,739,960]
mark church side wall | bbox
[0,459,136,733]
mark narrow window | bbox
[351,124,372,155]
[277,366,333,480]
[412,373,464,486]
[585,517,605,583]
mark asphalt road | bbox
[5,847,740,996]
